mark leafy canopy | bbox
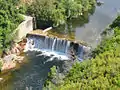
[26,0,96,27]
[44,16,120,90]
[0,0,23,54]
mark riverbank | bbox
[0,39,27,83]
[44,15,120,89]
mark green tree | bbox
[0,0,23,57]
[44,16,120,90]
[26,0,96,28]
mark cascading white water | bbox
[24,35,72,60]
[25,35,90,61]
[65,41,70,54]
[77,45,84,61]
[52,38,57,51]
[44,36,48,49]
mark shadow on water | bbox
[50,6,96,40]
[0,51,70,90]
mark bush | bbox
[26,0,96,27]
[44,16,120,89]
[0,0,24,55]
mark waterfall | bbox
[25,35,90,61]
[65,41,70,54]
[77,45,84,61]
[30,36,71,54]
[44,36,48,49]
[52,38,57,51]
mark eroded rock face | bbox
[1,54,24,71]
[0,39,26,71]
[1,61,16,71]
[3,54,15,62]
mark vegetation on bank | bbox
[26,0,96,28]
[0,0,24,57]
[44,16,120,89]
[0,0,96,69]
[0,0,25,69]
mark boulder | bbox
[0,78,3,82]
[3,54,16,62]
[1,61,16,71]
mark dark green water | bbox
[1,51,68,90]
[1,0,120,90]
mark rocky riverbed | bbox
[0,39,27,83]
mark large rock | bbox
[14,56,24,63]
[0,78,3,82]
[1,61,16,71]
[3,54,16,62]
[1,54,24,70]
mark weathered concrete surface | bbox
[1,55,25,71]
[1,60,16,71]
[27,30,88,46]
[15,15,33,42]
[1,54,25,70]
[1,39,26,71]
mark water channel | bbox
[1,0,120,90]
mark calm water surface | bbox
[53,0,120,48]
[76,0,120,48]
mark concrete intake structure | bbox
[14,15,33,42]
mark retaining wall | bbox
[15,15,33,42]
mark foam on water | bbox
[24,48,70,61]
[24,36,71,60]
[24,35,90,61]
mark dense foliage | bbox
[92,16,120,57]
[0,0,23,56]
[44,16,120,89]
[110,16,120,28]
[26,0,96,28]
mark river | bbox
[1,0,120,90]
[76,0,120,48]
[53,0,120,48]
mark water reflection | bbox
[52,0,120,48]
[50,6,95,42]
[76,0,120,48]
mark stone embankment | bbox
[0,39,27,71]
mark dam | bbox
[25,30,91,61]
[1,0,120,90]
